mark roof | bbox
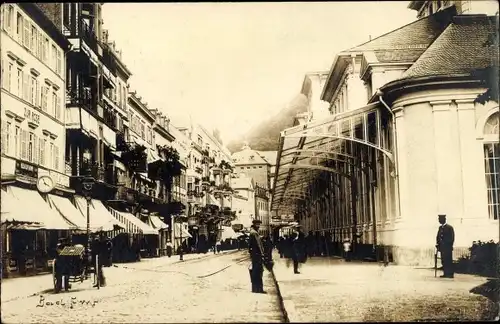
[256,151,278,166]
[345,5,457,63]
[401,15,499,80]
[232,145,269,165]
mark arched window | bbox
[483,111,499,220]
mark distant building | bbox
[231,174,255,229]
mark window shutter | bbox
[54,145,59,170]
[24,19,30,48]
[0,58,4,89]
[1,120,6,153]
[23,72,28,100]
[33,134,40,164]
[21,130,27,160]
[56,95,61,120]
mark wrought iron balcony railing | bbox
[79,160,117,185]
[80,21,100,55]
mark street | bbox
[1,251,284,323]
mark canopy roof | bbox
[271,102,393,215]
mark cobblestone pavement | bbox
[1,250,284,323]
[272,253,498,322]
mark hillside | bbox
[227,94,309,153]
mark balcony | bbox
[79,160,116,185]
[102,101,117,130]
[80,21,100,55]
[67,86,94,109]
[102,45,118,77]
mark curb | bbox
[270,268,291,323]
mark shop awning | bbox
[75,197,126,232]
[220,226,239,241]
[222,196,231,208]
[271,102,394,215]
[208,194,220,207]
[8,186,72,230]
[48,194,87,230]
[174,223,192,239]
[1,187,44,230]
[149,215,169,230]
[108,208,158,235]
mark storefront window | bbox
[483,111,499,220]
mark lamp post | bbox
[179,215,183,261]
[82,178,94,252]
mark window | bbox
[23,71,29,101]
[6,61,13,92]
[16,12,23,42]
[56,50,62,75]
[16,68,22,97]
[54,145,59,170]
[5,121,11,154]
[31,25,37,54]
[21,130,27,160]
[43,37,49,63]
[51,44,57,71]
[30,76,36,105]
[49,142,54,169]
[1,120,11,154]
[52,91,58,118]
[14,126,20,158]
[23,18,30,48]
[140,122,145,140]
[38,33,44,61]
[147,126,152,144]
[39,138,46,166]
[3,5,13,33]
[41,86,48,112]
[484,112,500,220]
[28,132,34,162]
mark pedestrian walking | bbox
[436,214,455,278]
[166,242,173,258]
[343,238,352,262]
[248,220,273,294]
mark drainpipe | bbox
[377,90,399,264]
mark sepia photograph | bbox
[0,1,499,323]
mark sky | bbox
[102,1,416,144]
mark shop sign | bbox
[15,160,38,179]
[24,107,40,125]
[38,169,70,188]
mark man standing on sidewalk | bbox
[436,214,455,278]
[248,219,272,293]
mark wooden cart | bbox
[52,245,101,293]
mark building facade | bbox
[271,3,499,265]
[1,3,74,277]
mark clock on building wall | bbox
[37,176,55,193]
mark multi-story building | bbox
[33,3,162,260]
[232,143,271,189]
[255,185,270,236]
[177,123,235,250]
[408,0,498,18]
[1,3,75,277]
[231,174,255,229]
[272,3,499,266]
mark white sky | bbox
[102,2,416,144]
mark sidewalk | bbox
[1,250,237,303]
[271,252,497,322]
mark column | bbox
[431,100,464,220]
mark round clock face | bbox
[37,176,55,193]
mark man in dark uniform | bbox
[248,220,272,293]
[55,237,71,291]
[436,214,455,278]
